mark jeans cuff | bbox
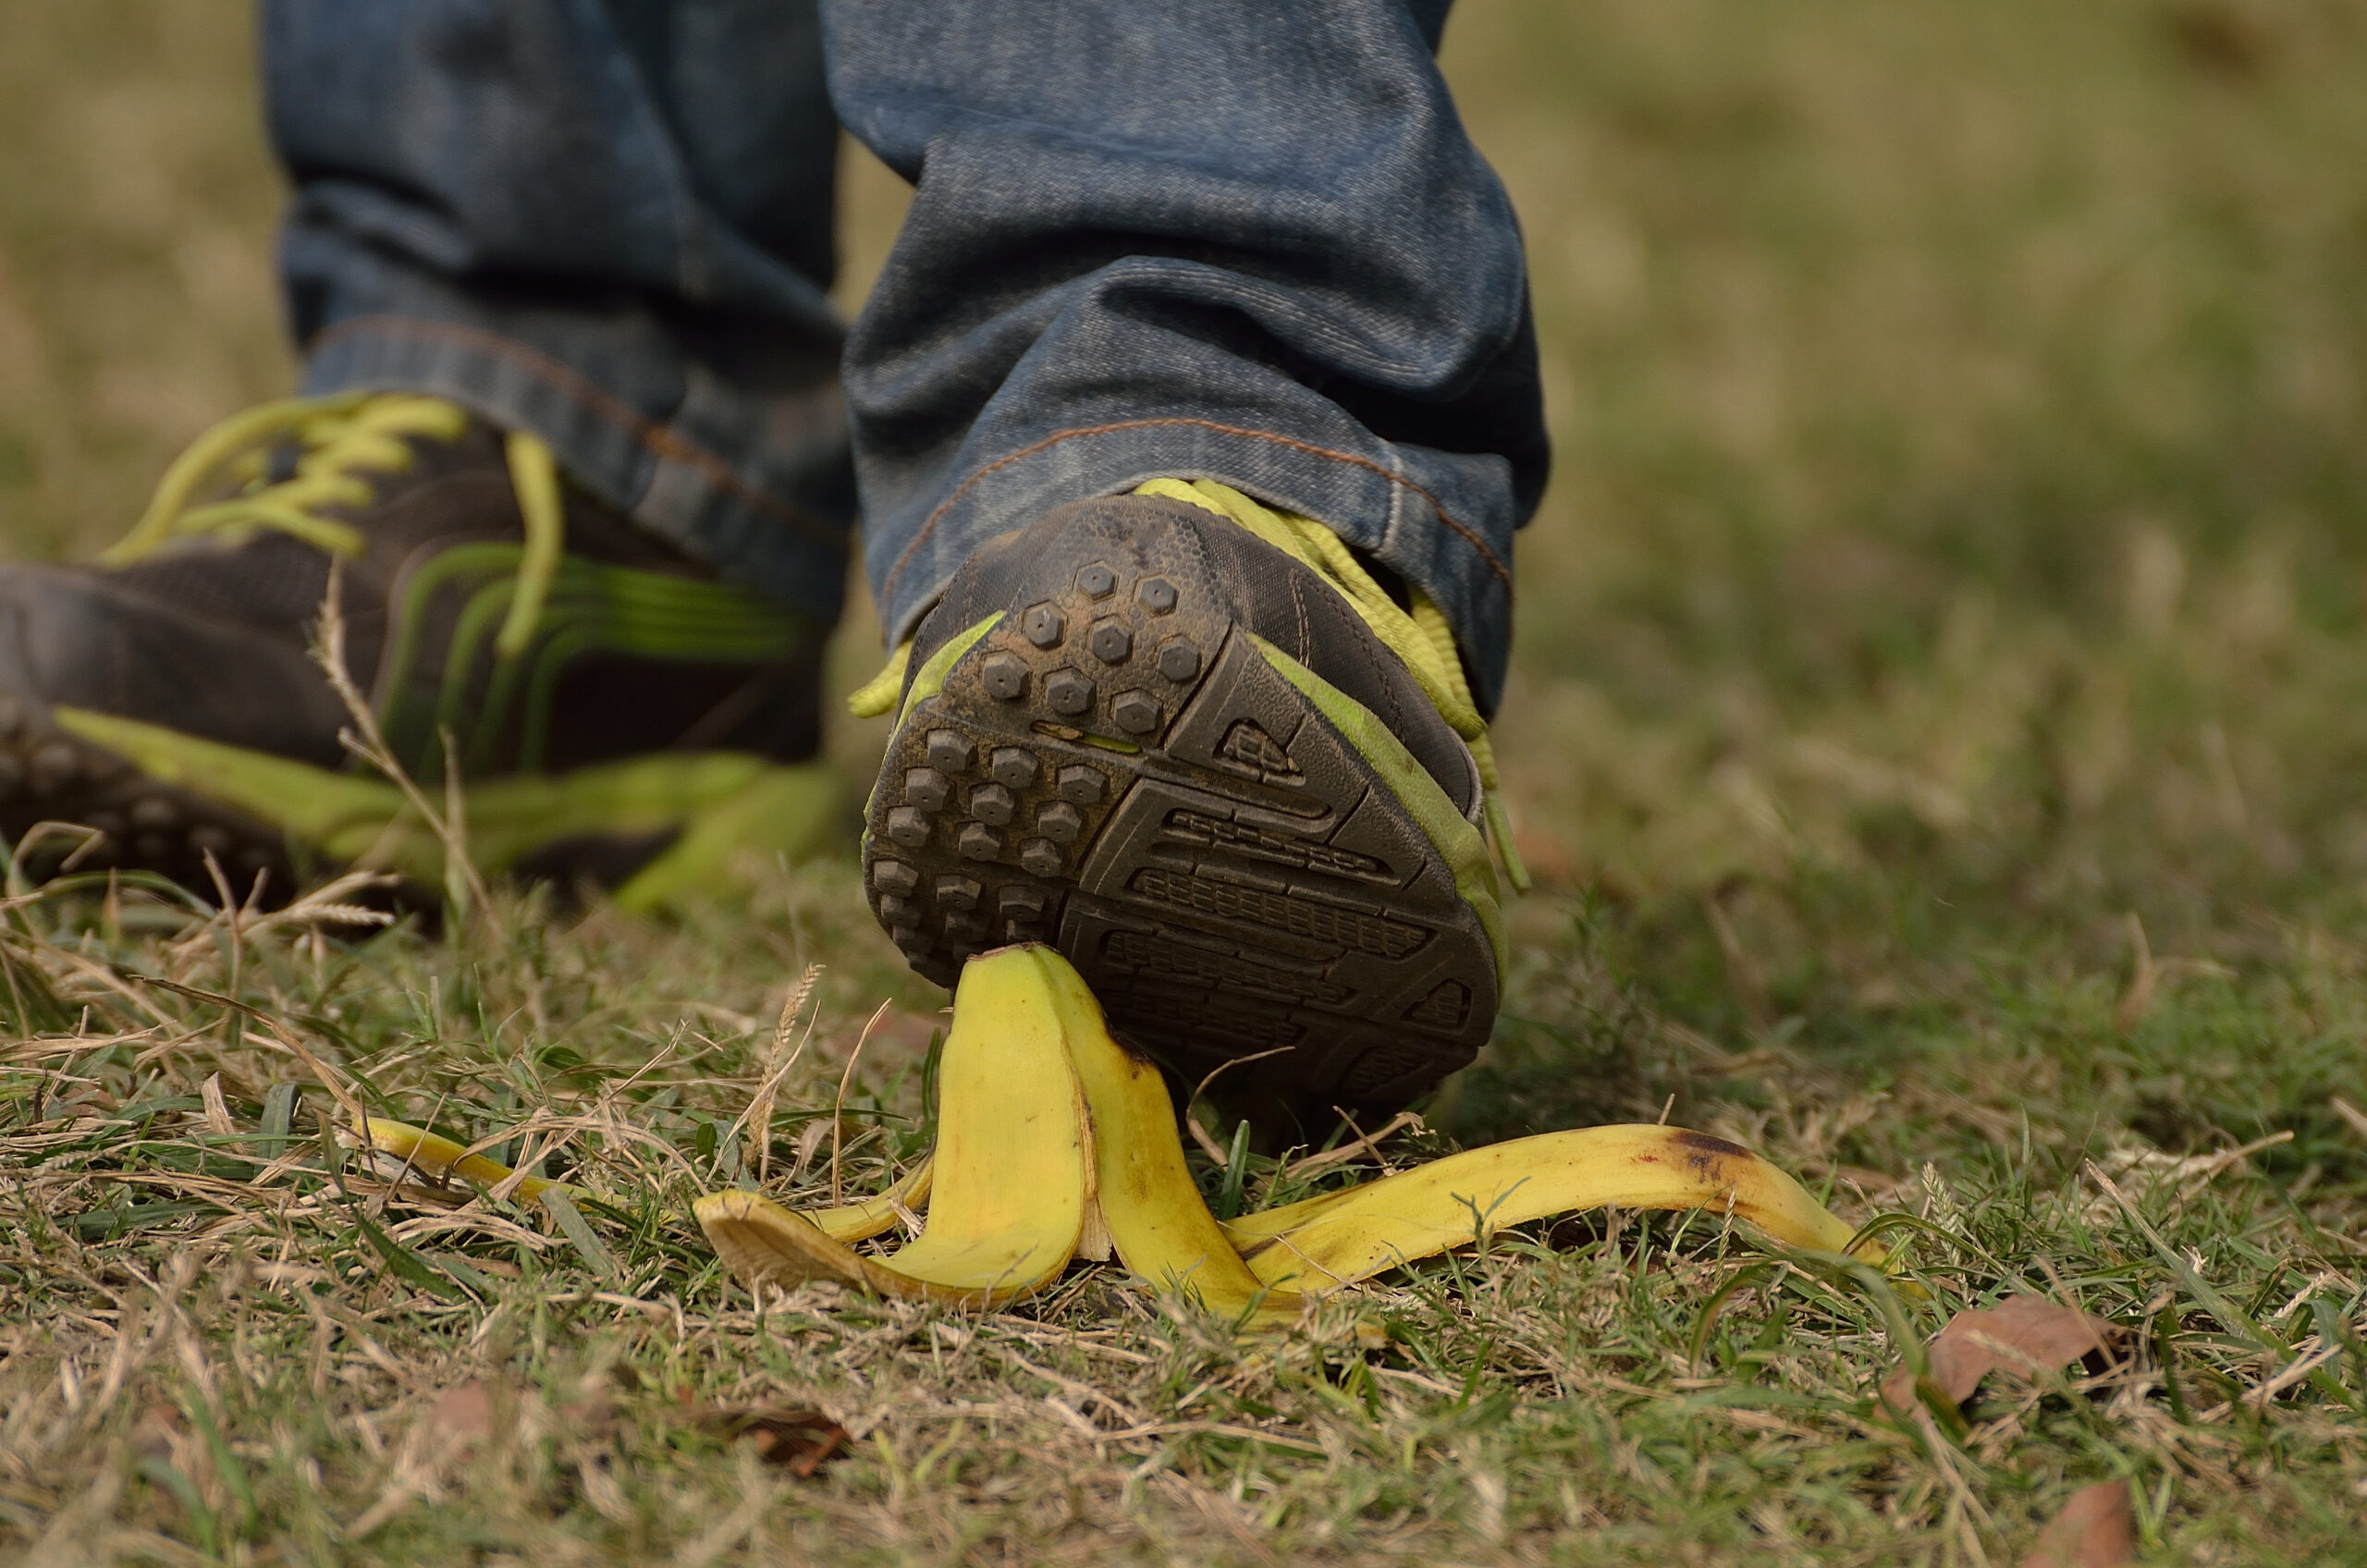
[303,314,855,625]
[868,417,1516,708]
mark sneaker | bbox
[859,480,1521,1119]
[0,391,838,909]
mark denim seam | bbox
[880,414,1514,606]
[1385,446,1406,557]
[310,314,843,550]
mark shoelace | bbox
[848,478,1529,892]
[102,391,568,660]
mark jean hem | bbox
[870,417,1515,703]
[302,314,852,624]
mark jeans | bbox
[266,0,1546,708]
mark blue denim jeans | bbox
[267,0,1545,706]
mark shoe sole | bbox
[0,696,306,899]
[865,529,1501,1116]
[9,703,841,912]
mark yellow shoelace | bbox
[848,478,1528,891]
[102,391,567,660]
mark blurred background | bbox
[3,0,2363,1145]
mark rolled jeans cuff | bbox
[868,419,1518,706]
[301,312,856,626]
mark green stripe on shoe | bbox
[377,542,821,775]
[1247,636,1508,989]
[50,706,841,912]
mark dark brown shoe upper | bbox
[0,415,825,777]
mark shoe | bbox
[0,391,838,909]
[859,480,1520,1119]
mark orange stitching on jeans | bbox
[879,416,1514,608]
[309,316,843,548]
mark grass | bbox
[6,0,2367,1560]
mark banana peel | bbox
[693,945,1892,1326]
[695,951,1089,1305]
[801,1155,935,1243]
[354,1119,931,1243]
[1033,949,1308,1326]
[1235,1125,1863,1292]
[354,1117,570,1204]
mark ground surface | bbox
[6,0,2367,1562]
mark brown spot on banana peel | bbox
[1668,1129,1755,1182]
[1621,1129,1758,1186]
[1669,1131,1753,1159]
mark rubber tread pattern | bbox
[865,496,1498,1116]
[0,692,302,900]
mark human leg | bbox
[831,0,1547,1114]
[0,0,855,906]
[272,0,852,614]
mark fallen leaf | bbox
[425,1378,611,1447]
[2020,1481,2135,1568]
[1882,1295,2122,1415]
[687,1405,850,1477]
[201,1072,238,1139]
[430,1380,494,1442]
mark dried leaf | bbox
[2019,1482,2135,1568]
[421,1379,611,1455]
[687,1405,850,1477]
[1882,1295,2122,1415]
[430,1381,494,1443]
[200,1072,236,1139]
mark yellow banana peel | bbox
[1218,1185,1361,1250]
[802,1154,935,1243]
[355,1120,928,1242]
[694,949,1090,1305]
[355,1116,570,1203]
[1027,947,1309,1326]
[693,945,1889,1325]
[1237,1124,1870,1292]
